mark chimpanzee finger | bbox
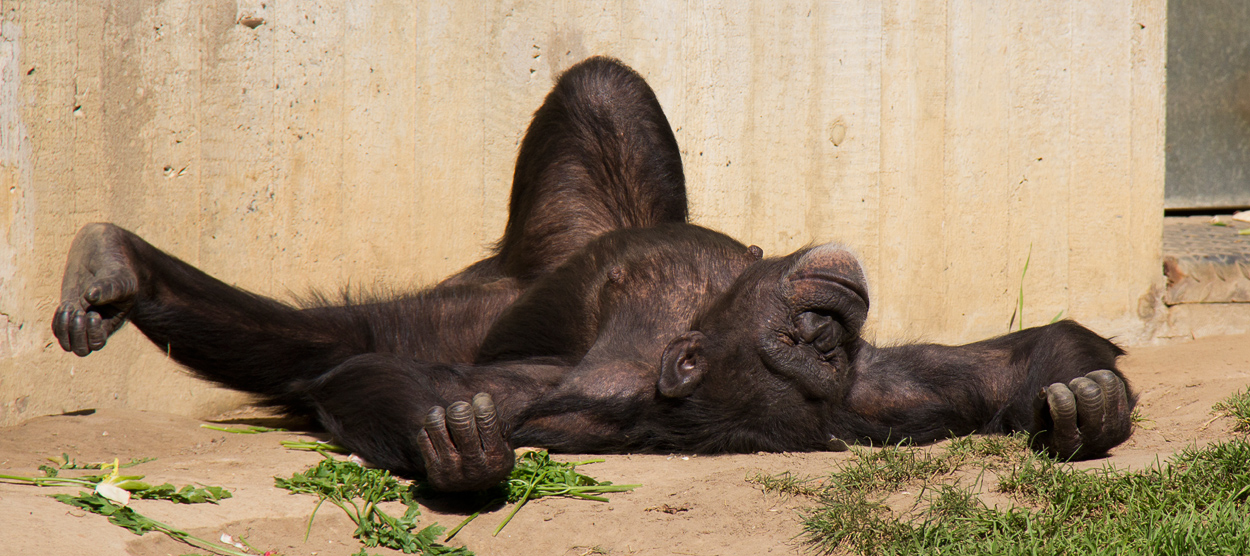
[53,304,76,353]
[421,406,457,461]
[69,312,92,357]
[472,392,508,454]
[1046,382,1082,458]
[415,428,440,469]
[86,312,108,351]
[1068,376,1106,439]
[1087,369,1130,438]
[445,401,482,457]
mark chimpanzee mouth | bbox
[788,271,869,305]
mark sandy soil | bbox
[2,333,1249,556]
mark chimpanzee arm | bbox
[842,321,1134,460]
[52,223,515,407]
[297,354,573,491]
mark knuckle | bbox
[1046,383,1078,420]
[424,407,447,429]
[446,401,474,424]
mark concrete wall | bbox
[0,0,1167,426]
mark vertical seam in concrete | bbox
[1005,0,1015,321]
[873,1,884,345]
[875,2,884,340]
[1123,0,1135,314]
[808,4,818,246]
[939,0,952,333]
[72,2,81,216]
[195,0,204,264]
[480,2,488,243]
[1128,3,1137,268]
[337,8,347,271]
[270,2,278,280]
[1065,0,1075,317]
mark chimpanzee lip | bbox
[788,271,869,304]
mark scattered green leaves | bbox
[3,457,229,505]
[40,453,155,474]
[0,471,101,489]
[506,450,637,503]
[281,439,350,455]
[275,456,471,555]
[441,450,640,540]
[51,491,250,556]
[18,443,636,556]
[201,423,288,434]
[4,455,250,556]
[493,450,639,535]
[131,482,232,504]
[53,491,164,534]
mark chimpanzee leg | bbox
[298,354,516,491]
[53,224,519,411]
[494,56,688,281]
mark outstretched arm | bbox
[842,321,1134,460]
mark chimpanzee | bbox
[53,57,1134,492]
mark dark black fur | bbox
[53,57,1136,491]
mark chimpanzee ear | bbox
[659,331,707,398]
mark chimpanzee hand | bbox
[1032,369,1133,460]
[417,392,515,491]
[53,223,140,356]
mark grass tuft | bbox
[783,397,1250,556]
[747,470,824,497]
[1214,387,1250,432]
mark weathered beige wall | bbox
[0,0,1166,426]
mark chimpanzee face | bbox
[658,243,870,403]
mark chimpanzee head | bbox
[656,243,870,447]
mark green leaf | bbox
[276,457,473,555]
[130,483,233,504]
[50,492,160,535]
[200,424,287,434]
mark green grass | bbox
[746,470,824,497]
[766,394,1250,556]
[1214,387,1250,433]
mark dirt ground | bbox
[2,333,1249,556]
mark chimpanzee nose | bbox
[796,310,831,343]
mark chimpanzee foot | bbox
[53,223,140,356]
[1033,369,1133,460]
[416,392,514,491]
